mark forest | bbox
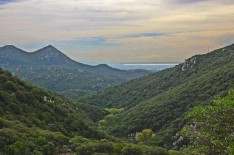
[0,44,233,155]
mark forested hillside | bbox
[0,45,150,99]
[0,68,183,155]
[0,67,107,153]
[181,90,234,155]
[80,44,234,148]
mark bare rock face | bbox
[182,57,197,71]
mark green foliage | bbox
[37,136,47,146]
[121,144,144,155]
[0,68,116,154]
[9,141,28,155]
[0,68,181,154]
[98,108,125,131]
[75,102,108,122]
[0,45,150,100]
[2,44,234,154]
[0,117,69,154]
[181,90,234,155]
[105,108,125,114]
[138,129,155,143]
[81,44,234,147]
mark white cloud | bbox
[0,0,233,62]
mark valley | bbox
[80,44,234,148]
[0,44,233,154]
[1,0,234,154]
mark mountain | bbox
[0,68,180,155]
[0,45,150,99]
[80,44,234,148]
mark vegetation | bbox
[75,102,108,122]
[80,44,234,148]
[0,45,150,100]
[138,129,156,144]
[1,44,234,154]
[0,67,111,154]
[0,67,182,154]
[181,90,234,155]
[98,108,124,130]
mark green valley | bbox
[0,44,233,155]
[0,67,182,155]
[1,0,234,154]
[80,44,234,149]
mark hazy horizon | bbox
[80,61,178,71]
[0,0,234,63]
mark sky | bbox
[0,0,234,63]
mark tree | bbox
[181,90,234,155]
[9,141,27,155]
[75,143,96,155]
[96,141,114,155]
[138,129,155,143]
[121,144,143,155]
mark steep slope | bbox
[0,45,150,99]
[0,67,117,154]
[80,44,234,147]
[0,67,102,136]
[30,45,81,67]
[80,66,186,109]
[0,68,180,155]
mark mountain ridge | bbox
[0,45,151,99]
[80,44,234,148]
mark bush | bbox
[121,144,144,155]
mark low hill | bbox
[0,45,150,99]
[80,44,234,148]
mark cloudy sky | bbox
[0,0,233,62]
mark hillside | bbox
[0,68,182,155]
[0,67,107,153]
[80,44,234,148]
[0,45,150,99]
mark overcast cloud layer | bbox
[0,0,233,62]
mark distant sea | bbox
[80,61,179,72]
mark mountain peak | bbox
[35,45,63,56]
[42,45,60,52]
[47,45,53,47]
[2,45,18,49]
[0,45,27,55]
